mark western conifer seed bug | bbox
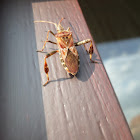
[34,18,97,86]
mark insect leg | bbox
[37,30,57,52]
[74,39,98,63]
[43,50,59,86]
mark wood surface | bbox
[33,0,133,140]
[0,0,133,140]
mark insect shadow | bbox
[46,76,74,85]
[68,22,101,82]
[75,50,101,82]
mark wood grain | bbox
[33,0,133,140]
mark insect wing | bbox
[65,48,79,75]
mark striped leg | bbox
[74,39,98,63]
[43,50,59,86]
[37,30,57,52]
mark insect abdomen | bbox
[59,49,80,75]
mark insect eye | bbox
[62,36,68,39]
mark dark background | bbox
[78,0,140,43]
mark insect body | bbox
[56,30,79,75]
[34,18,97,86]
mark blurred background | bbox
[78,0,140,139]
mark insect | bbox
[34,18,97,86]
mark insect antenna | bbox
[34,18,65,32]
[58,17,65,25]
[57,17,65,31]
[34,20,58,29]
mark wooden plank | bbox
[33,0,133,140]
